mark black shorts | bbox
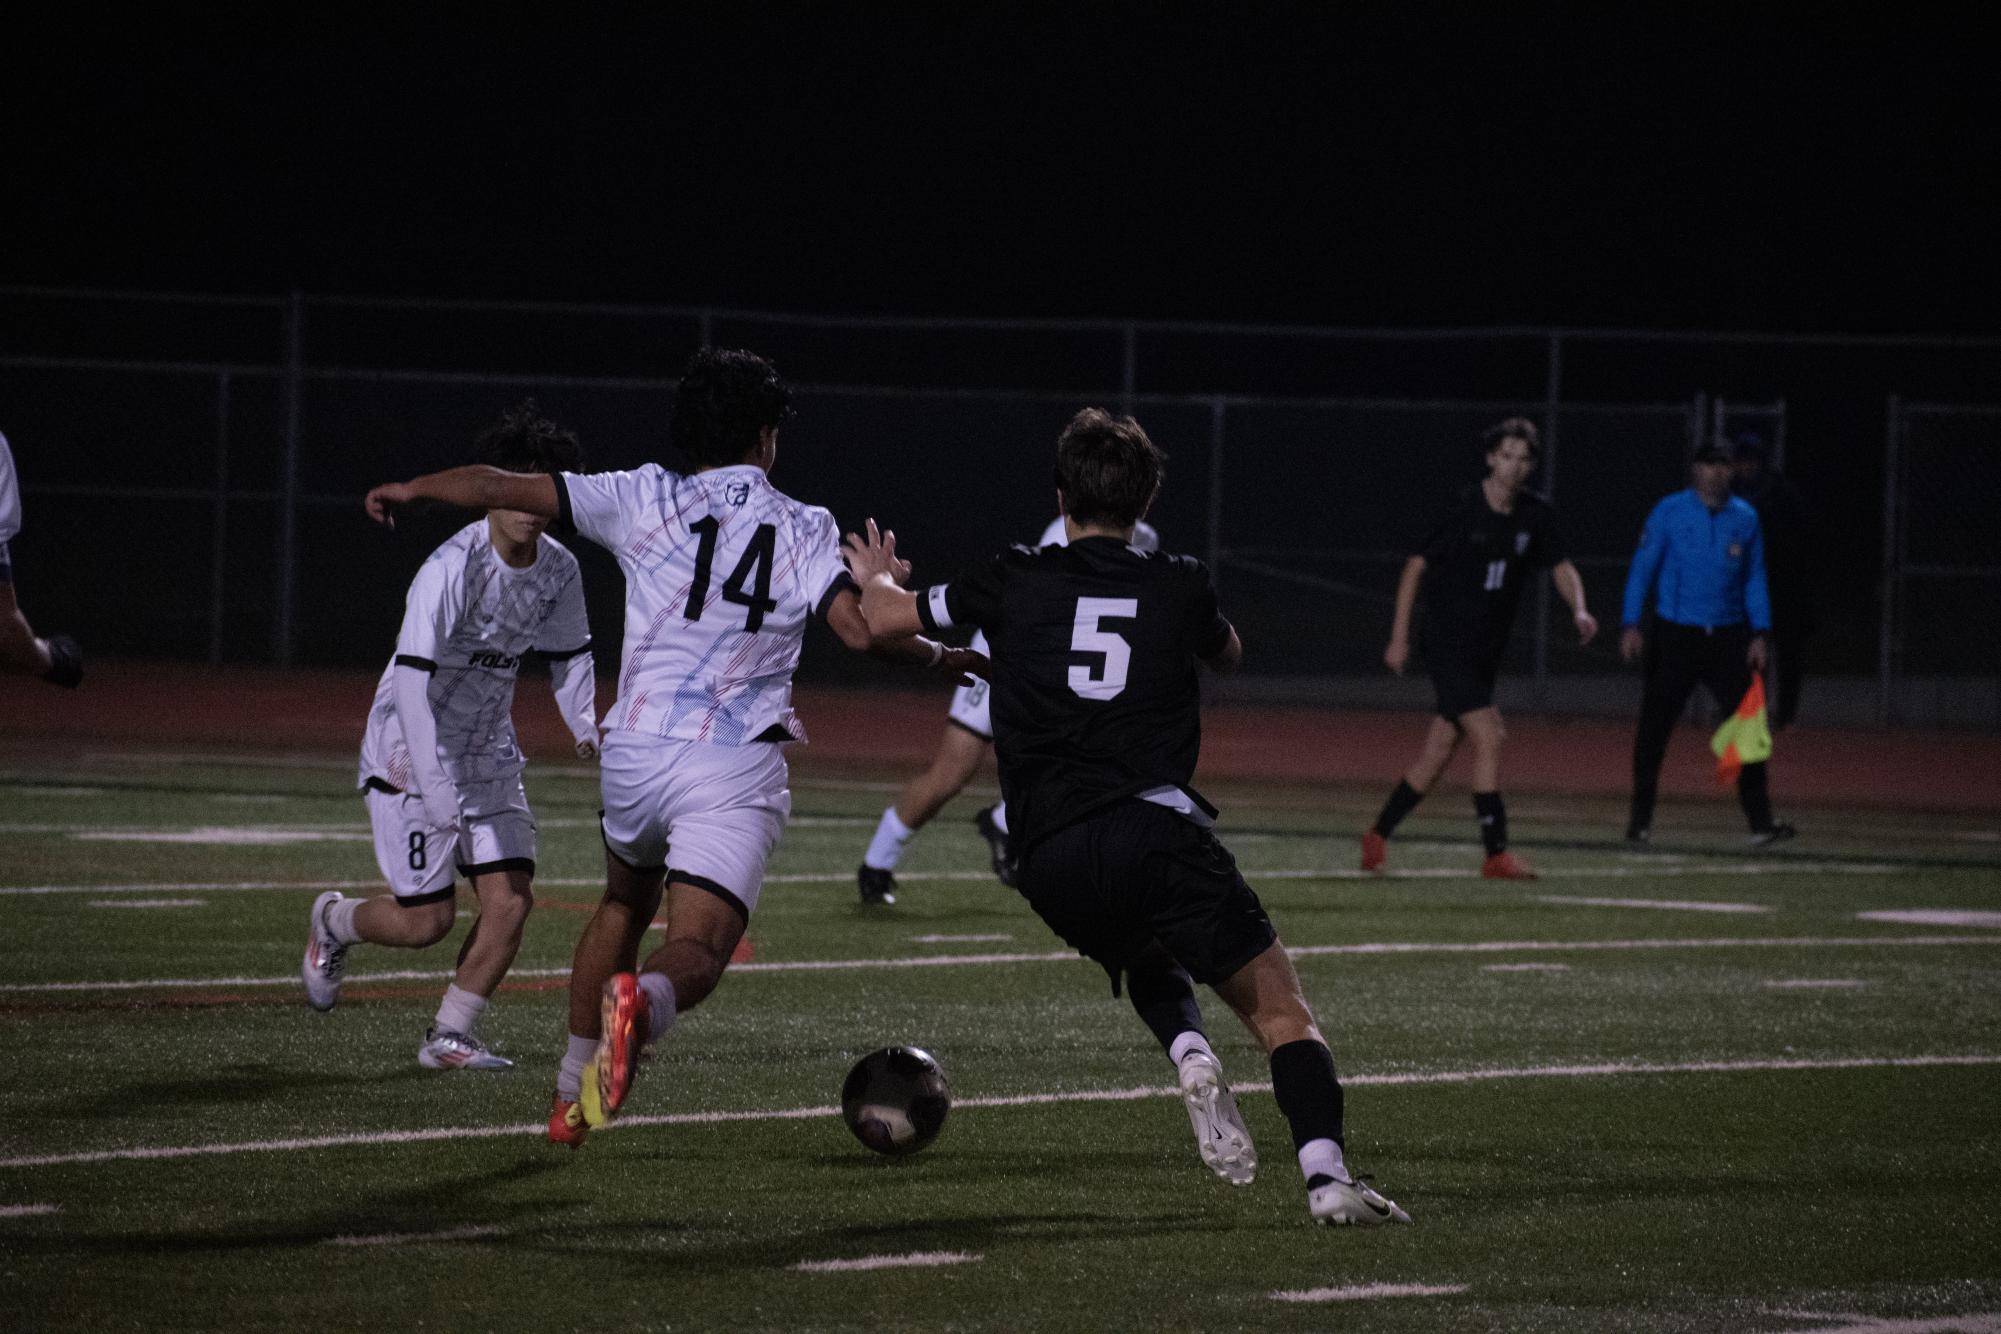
[0,540,11,585]
[1424,642,1500,721]
[1016,801,1277,996]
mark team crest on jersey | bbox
[1514,530,1530,555]
[1728,543,1743,559]
[724,482,751,506]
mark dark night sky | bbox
[6,4,1997,332]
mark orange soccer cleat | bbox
[1481,850,1537,880]
[1359,830,1387,873]
[583,973,650,1128]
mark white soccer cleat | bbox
[417,1027,515,1071]
[1308,1172,1412,1226]
[302,890,349,1012]
[1178,1050,1257,1186]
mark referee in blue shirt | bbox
[1619,436,1793,846]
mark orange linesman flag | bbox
[1711,671,1774,787]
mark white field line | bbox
[1535,895,1774,914]
[323,1224,507,1248]
[1271,1282,1469,1303]
[1769,1313,2001,1334]
[5,1053,1996,1173]
[0,858,1936,896]
[0,1203,60,1217]
[1483,963,1570,973]
[1857,909,2001,929]
[1764,979,1868,989]
[912,933,1014,943]
[793,1251,982,1273]
[87,899,205,909]
[6,935,2001,996]
[73,829,369,845]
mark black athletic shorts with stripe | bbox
[1016,800,1277,996]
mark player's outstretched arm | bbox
[365,467,559,527]
[1385,555,1425,674]
[841,519,922,638]
[1551,560,1598,644]
[823,586,984,686]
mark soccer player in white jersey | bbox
[362,348,979,1145]
[0,431,84,687]
[305,403,601,1071]
[857,515,1158,906]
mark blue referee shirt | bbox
[1621,489,1771,631]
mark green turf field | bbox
[2,746,1999,1332]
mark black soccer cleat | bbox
[857,865,898,906]
[973,806,1019,887]
[41,633,82,688]
[1624,824,1651,846]
[1748,822,1797,849]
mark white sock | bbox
[327,896,363,945]
[863,807,916,871]
[556,1032,597,1101]
[637,971,678,1042]
[990,803,1010,835]
[434,983,486,1036]
[1299,1137,1350,1185]
[1168,1031,1216,1068]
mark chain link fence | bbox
[3,288,1996,727]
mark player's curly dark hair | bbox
[471,399,584,475]
[1055,408,1165,530]
[670,347,795,468]
[1482,416,1540,461]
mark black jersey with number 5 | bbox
[1416,485,1566,655]
[915,536,1233,854]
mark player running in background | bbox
[856,514,1158,905]
[0,431,83,687]
[846,408,1410,1227]
[1362,418,1596,879]
[363,348,979,1145]
[305,402,601,1071]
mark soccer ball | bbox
[840,1045,951,1156]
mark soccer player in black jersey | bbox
[1363,418,1597,879]
[846,408,1409,1227]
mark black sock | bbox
[1372,780,1424,838]
[1737,762,1774,832]
[1125,959,1204,1059]
[1269,1038,1346,1150]
[1473,791,1507,854]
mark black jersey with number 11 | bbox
[915,536,1233,855]
[1417,485,1566,655]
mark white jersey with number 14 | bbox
[556,462,851,745]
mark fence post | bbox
[209,372,231,668]
[1533,332,1563,702]
[275,290,304,667]
[1206,399,1225,575]
[1772,397,1788,472]
[1878,394,1902,726]
[698,308,713,348]
[1121,323,1138,417]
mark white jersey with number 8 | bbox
[556,463,852,745]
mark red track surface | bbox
[2,661,1996,813]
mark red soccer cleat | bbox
[1359,830,1387,873]
[586,972,650,1127]
[547,1093,590,1148]
[1481,850,1537,880]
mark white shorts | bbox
[599,733,791,919]
[945,629,994,739]
[364,776,537,905]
